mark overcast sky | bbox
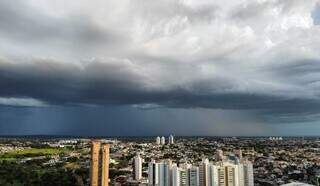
[0,0,320,136]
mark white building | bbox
[161,136,166,145]
[243,161,254,186]
[188,166,199,186]
[172,164,188,186]
[159,162,170,186]
[148,160,159,185]
[156,136,161,145]
[149,160,170,186]
[199,158,210,186]
[169,135,174,144]
[133,154,143,180]
[208,164,219,186]
[172,164,180,186]
[148,157,254,186]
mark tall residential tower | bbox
[90,141,110,186]
[133,154,143,181]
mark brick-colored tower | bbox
[101,144,110,186]
[90,141,110,186]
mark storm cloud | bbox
[1,0,320,134]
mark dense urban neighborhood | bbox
[0,136,319,186]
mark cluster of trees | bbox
[0,160,87,186]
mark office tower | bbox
[156,136,161,145]
[161,136,166,145]
[188,166,199,186]
[169,135,174,144]
[133,154,143,181]
[243,161,254,186]
[199,158,209,186]
[215,150,224,161]
[148,160,159,185]
[90,141,110,186]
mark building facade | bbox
[90,141,110,186]
[147,158,254,186]
[133,154,143,181]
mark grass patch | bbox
[64,162,80,169]
[0,148,69,160]
[15,148,63,155]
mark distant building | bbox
[156,136,161,145]
[269,136,283,141]
[90,141,110,186]
[161,136,166,145]
[133,154,143,181]
[169,135,174,144]
[215,149,224,161]
[234,149,243,159]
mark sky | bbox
[0,0,320,136]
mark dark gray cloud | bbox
[1,57,320,123]
[0,0,320,135]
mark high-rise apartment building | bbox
[236,164,245,186]
[218,166,226,186]
[133,154,143,181]
[199,158,209,186]
[225,165,236,186]
[148,160,171,186]
[161,136,166,145]
[208,164,219,186]
[172,164,180,186]
[159,162,170,186]
[169,135,174,144]
[148,160,159,185]
[156,136,161,145]
[188,166,200,186]
[243,161,254,186]
[147,157,253,186]
[90,141,110,186]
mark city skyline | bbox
[1,0,320,136]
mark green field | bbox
[14,148,64,155]
[0,148,69,160]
